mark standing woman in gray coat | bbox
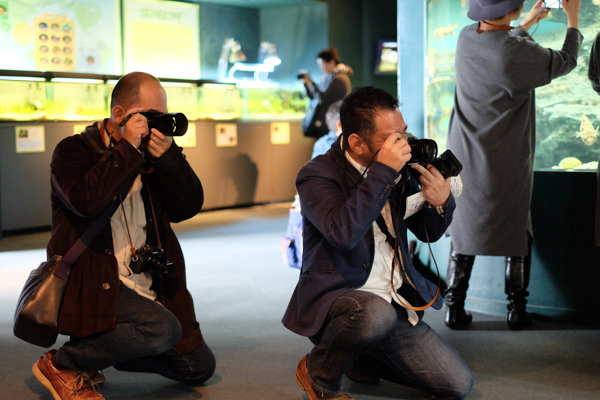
[445,0,582,330]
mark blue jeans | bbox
[55,285,216,386]
[307,290,473,400]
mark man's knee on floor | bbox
[175,345,217,386]
[427,368,474,400]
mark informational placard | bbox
[123,0,200,79]
[0,0,122,74]
[216,124,237,147]
[270,122,290,145]
[16,125,45,153]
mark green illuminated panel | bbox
[0,80,46,120]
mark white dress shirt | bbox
[344,152,419,325]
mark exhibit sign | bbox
[0,0,122,74]
[123,0,200,79]
[15,125,45,153]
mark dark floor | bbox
[1,204,599,400]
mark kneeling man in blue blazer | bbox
[283,86,473,400]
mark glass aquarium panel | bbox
[0,80,46,120]
[163,84,200,121]
[46,82,108,121]
[425,0,600,171]
[241,86,307,121]
[198,84,243,120]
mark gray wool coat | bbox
[447,24,582,256]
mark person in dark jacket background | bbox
[31,72,215,400]
[300,48,352,139]
[284,86,472,400]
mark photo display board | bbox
[0,0,122,74]
[123,0,200,79]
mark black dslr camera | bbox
[133,111,188,136]
[407,137,462,179]
[129,245,174,279]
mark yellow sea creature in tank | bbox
[593,0,600,9]
[576,114,599,145]
[558,157,582,169]
[434,23,460,39]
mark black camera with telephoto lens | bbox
[137,111,188,136]
[129,245,174,279]
[407,137,462,179]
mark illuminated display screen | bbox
[123,0,200,79]
[0,0,122,74]
[374,40,398,75]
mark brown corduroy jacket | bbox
[47,121,204,354]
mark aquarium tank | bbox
[426,0,600,171]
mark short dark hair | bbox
[326,100,343,132]
[340,86,399,149]
[110,71,161,111]
[317,48,341,64]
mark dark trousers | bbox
[55,285,215,386]
[308,290,473,400]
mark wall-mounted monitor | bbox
[374,39,398,76]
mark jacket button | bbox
[105,249,112,255]
[102,283,111,290]
[113,161,120,168]
[386,184,391,189]
[379,194,384,199]
[363,262,371,269]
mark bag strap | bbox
[375,214,440,312]
[53,196,122,279]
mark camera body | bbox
[297,73,307,80]
[544,0,562,8]
[129,244,174,279]
[136,111,188,136]
[407,137,462,179]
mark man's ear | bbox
[112,105,126,125]
[347,133,364,155]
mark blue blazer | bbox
[282,138,456,337]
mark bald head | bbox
[110,71,164,113]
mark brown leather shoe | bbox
[87,370,106,385]
[32,350,105,400]
[295,355,354,400]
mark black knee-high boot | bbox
[505,254,533,330]
[444,251,475,329]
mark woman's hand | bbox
[520,0,549,31]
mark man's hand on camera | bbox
[377,132,411,172]
[121,108,149,149]
[412,164,451,207]
[147,128,173,159]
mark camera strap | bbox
[375,214,440,312]
[119,175,163,263]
